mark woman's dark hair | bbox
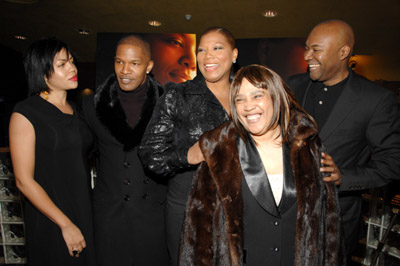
[24,37,75,96]
[230,64,305,143]
[199,26,236,49]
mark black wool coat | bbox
[179,108,346,266]
[81,74,169,266]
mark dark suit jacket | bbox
[287,70,400,253]
[81,75,169,266]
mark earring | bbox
[146,71,149,74]
[44,91,49,100]
[233,59,236,64]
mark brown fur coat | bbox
[179,108,345,266]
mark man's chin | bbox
[118,85,137,91]
[309,72,321,82]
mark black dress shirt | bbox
[304,77,348,130]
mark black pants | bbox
[165,200,186,266]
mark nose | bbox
[69,61,77,73]
[179,48,196,71]
[243,98,255,111]
[202,48,216,60]
[121,63,131,74]
[179,55,196,71]
[304,49,313,61]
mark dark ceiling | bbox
[1,0,399,65]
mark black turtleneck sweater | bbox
[117,80,147,128]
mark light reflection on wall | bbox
[81,88,94,96]
[350,54,399,81]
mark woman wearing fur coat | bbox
[179,65,345,266]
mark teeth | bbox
[120,78,131,83]
[205,64,217,68]
[309,64,319,69]
[247,114,260,121]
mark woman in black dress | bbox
[9,38,95,265]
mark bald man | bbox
[81,35,169,265]
[287,20,400,263]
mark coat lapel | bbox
[318,72,359,141]
[278,143,297,214]
[237,136,280,218]
[94,74,162,151]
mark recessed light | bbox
[148,20,162,27]
[14,35,27,40]
[77,29,91,35]
[262,10,278,18]
[184,14,192,22]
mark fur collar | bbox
[94,74,163,151]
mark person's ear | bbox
[339,45,351,60]
[232,48,238,63]
[146,60,154,74]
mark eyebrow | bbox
[236,88,265,96]
[308,44,323,48]
[115,57,142,62]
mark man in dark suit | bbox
[81,35,169,265]
[287,20,400,263]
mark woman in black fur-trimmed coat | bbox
[179,65,345,266]
[81,73,169,266]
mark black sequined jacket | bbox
[138,75,230,205]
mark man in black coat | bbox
[287,20,400,264]
[81,35,169,265]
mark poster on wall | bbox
[235,38,307,80]
[96,34,306,88]
[96,33,196,87]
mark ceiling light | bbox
[14,35,27,40]
[148,20,162,27]
[77,29,91,35]
[184,14,192,22]
[262,10,278,18]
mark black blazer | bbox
[239,138,297,265]
[287,70,400,253]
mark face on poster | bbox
[96,33,196,87]
[145,33,196,85]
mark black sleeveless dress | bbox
[13,95,95,266]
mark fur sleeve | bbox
[179,162,223,266]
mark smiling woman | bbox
[179,64,345,265]
[139,27,237,266]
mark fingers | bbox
[320,152,342,185]
[68,238,86,257]
[62,223,86,257]
[70,243,85,257]
[72,250,80,257]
